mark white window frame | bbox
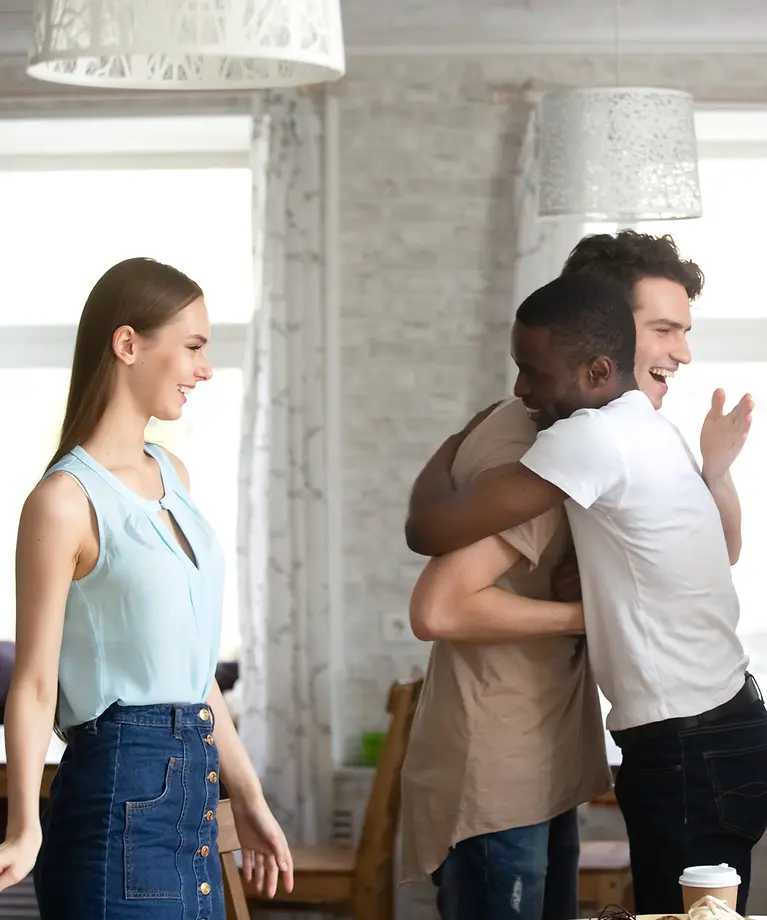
[0,115,252,372]
[627,107,767,362]
[682,113,767,362]
[0,115,254,657]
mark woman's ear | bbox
[112,325,138,366]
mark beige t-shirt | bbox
[400,398,611,882]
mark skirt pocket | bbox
[123,756,184,899]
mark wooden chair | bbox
[246,678,423,919]
[217,798,250,920]
[579,769,634,912]
[578,839,634,912]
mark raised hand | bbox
[700,389,754,483]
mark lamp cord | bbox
[614,0,622,85]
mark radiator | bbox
[0,876,39,920]
[332,766,437,920]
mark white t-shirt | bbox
[520,389,748,731]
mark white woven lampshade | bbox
[26,0,345,90]
[537,87,702,222]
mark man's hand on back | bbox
[406,400,504,552]
[406,399,565,557]
[455,401,504,447]
[551,547,582,603]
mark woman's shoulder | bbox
[21,470,92,536]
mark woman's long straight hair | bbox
[47,257,203,471]
[49,257,202,741]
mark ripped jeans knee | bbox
[433,810,579,920]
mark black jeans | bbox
[614,699,767,916]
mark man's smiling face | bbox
[632,276,692,409]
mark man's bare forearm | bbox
[704,470,742,565]
[406,463,565,557]
[407,434,461,521]
[409,536,584,642]
[411,583,584,643]
[406,403,510,556]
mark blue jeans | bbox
[35,702,225,920]
[615,698,767,917]
[432,809,580,920]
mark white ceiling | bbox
[1,0,767,56]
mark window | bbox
[589,109,767,751]
[0,117,253,658]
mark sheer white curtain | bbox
[509,106,588,388]
[237,91,334,848]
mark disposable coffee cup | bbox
[679,864,741,911]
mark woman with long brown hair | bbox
[0,258,292,917]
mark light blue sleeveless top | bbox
[45,443,225,730]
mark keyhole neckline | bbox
[71,443,171,513]
[71,444,199,570]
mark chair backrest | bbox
[217,799,250,920]
[354,679,423,883]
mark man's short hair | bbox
[560,229,704,305]
[516,274,636,377]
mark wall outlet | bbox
[381,612,411,643]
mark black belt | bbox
[611,674,761,749]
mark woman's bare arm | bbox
[0,474,88,889]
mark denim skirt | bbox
[34,702,225,920]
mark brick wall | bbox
[338,59,527,758]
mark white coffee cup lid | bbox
[679,864,741,887]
